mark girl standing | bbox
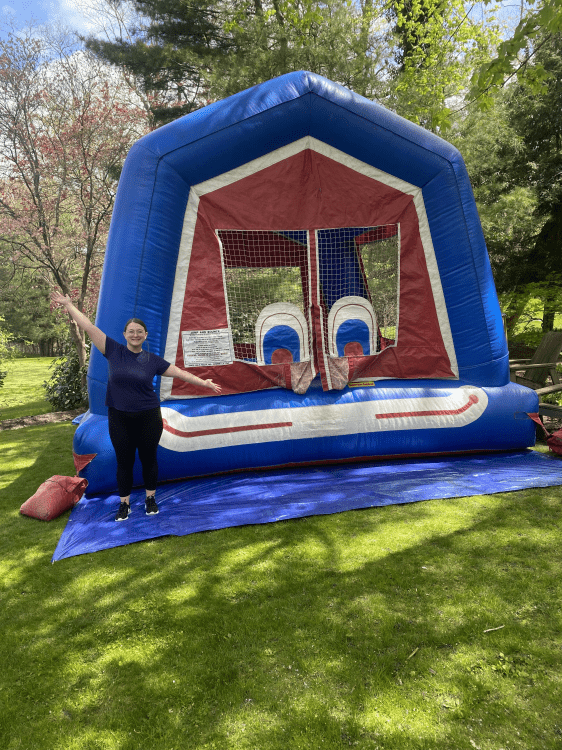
[51,292,221,520]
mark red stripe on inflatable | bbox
[376,394,478,420]
[162,419,293,439]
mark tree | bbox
[0,23,150,367]
[0,255,65,355]
[84,0,230,126]
[388,0,501,131]
[85,0,394,121]
[470,0,562,108]
[454,32,562,338]
[501,32,562,334]
[208,0,391,101]
[0,316,14,389]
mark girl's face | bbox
[124,323,148,351]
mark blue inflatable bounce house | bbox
[74,71,538,494]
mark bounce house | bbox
[74,71,538,495]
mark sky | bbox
[1,0,97,36]
[1,0,527,42]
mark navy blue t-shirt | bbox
[104,337,171,412]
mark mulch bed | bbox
[0,409,84,431]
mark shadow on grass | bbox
[1,427,562,749]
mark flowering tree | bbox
[0,23,150,367]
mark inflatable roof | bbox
[76,71,537,494]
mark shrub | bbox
[43,343,89,411]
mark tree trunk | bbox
[67,317,88,388]
[542,303,556,333]
[504,289,533,338]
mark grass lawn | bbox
[0,357,55,420]
[1,383,561,748]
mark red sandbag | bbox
[547,429,562,456]
[527,412,562,456]
[20,475,88,521]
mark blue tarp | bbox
[53,450,562,561]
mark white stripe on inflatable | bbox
[161,187,202,400]
[160,386,487,453]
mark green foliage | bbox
[453,35,562,339]
[0,267,65,353]
[497,34,562,334]
[210,0,389,102]
[389,0,500,130]
[84,0,229,126]
[470,0,562,104]
[87,0,392,120]
[43,344,89,411]
[506,33,562,214]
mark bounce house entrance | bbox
[217,225,400,389]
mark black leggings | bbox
[108,406,163,497]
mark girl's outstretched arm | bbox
[161,364,222,393]
[51,292,107,355]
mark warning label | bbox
[181,329,233,367]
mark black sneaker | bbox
[145,495,159,516]
[115,502,131,522]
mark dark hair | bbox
[123,318,148,333]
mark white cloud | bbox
[49,0,98,34]
[47,0,140,40]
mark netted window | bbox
[356,227,400,343]
[217,230,308,362]
[317,225,400,348]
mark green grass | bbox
[0,357,55,420]
[1,415,561,749]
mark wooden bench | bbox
[509,331,562,419]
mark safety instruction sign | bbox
[181,329,233,367]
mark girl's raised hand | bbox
[51,291,71,307]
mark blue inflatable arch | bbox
[75,71,537,493]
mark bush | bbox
[43,344,89,411]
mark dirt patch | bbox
[0,409,84,431]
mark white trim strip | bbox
[160,386,487,452]
[161,188,201,400]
